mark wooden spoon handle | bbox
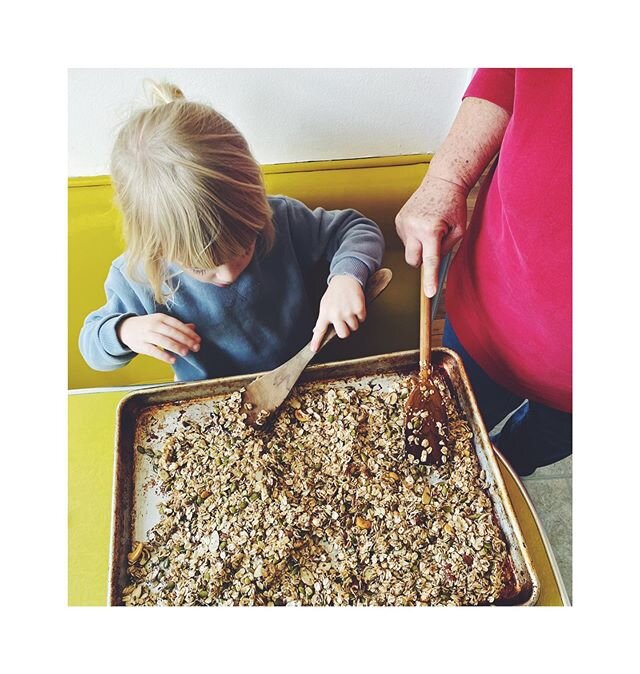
[420,267,431,371]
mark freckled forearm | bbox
[426,97,512,194]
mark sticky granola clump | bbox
[124,375,509,606]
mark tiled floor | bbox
[521,456,572,603]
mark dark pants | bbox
[443,319,572,476]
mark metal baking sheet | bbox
[108,348,539,606]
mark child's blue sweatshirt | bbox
[79,196,385,381]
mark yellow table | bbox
[69,388,569,606]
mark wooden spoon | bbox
[404,266,449,465]
[242,268,393,427]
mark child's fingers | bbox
[309,328,325,352]
[333,320,350,339]
[156,322,200,351]
[149,332,192,357]
[183,324,201,350]
[345,314,360,332]
[156,324,195,346]
[310,317,330,352]
[144,343,176,365]
[183,322,199,334]
[160,316,201,342]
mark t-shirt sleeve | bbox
[464,68,516,115]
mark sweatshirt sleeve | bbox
[78,264,145,371]
[283,197,385,288]
[464,68,516,115]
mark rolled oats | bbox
[124,373,511,606]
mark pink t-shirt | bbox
[446,68,572,412]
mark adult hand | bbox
[395,175,467,297]
[117,314,201,364]
[310,275,366,352]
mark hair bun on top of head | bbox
[143,79,185,105]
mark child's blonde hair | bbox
[110,80,274,303]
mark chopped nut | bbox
[128,542,144,564]
[294,409,309,422]
[355,516,372,530]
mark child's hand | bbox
[310,275,366,352]
[117,314,201,365]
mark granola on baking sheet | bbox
[123,373,510,606]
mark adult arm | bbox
[396,72,513,296]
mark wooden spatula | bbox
[404,263,451,465]
[242,268,393,427]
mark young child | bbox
[79,81,385,382]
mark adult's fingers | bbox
[421,227,445,298]
[440,226,465,257]
[404,237,422,268]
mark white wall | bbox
[68,68,473,177]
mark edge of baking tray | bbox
[108,348,540,606]
[108,389,135,606]
[438,347,541,606]
[112,350,423,408]
[494,448,571,607]
[107,399,121,606]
